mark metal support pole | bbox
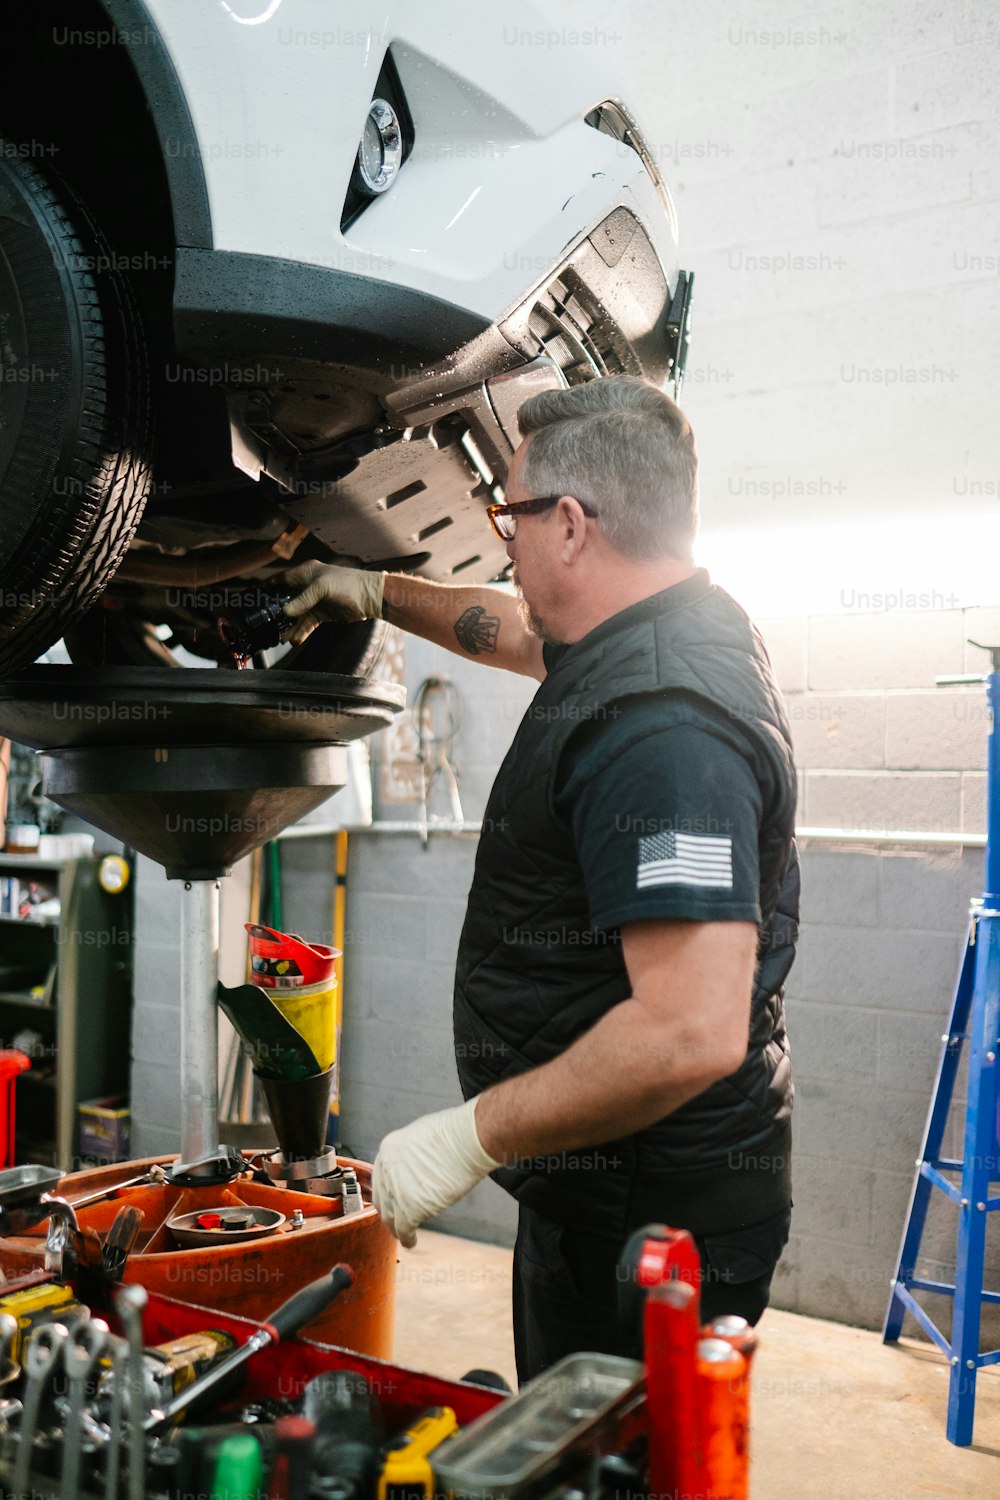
[986,668,1000,903]
[179,879,220,1162]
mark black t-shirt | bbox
[544,645,764,935]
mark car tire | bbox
[0,143,152,676]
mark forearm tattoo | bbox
[454,604,500,655]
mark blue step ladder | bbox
[884,642,1000,1445]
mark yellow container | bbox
[268,979,338,1073]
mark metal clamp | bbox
[265,1146,340,1183]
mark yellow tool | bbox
[0,1282,83,1363]
[378,1406,458,1500]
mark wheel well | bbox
[0,2,173,385]
[0,0,241,494]
[0,0,209,261]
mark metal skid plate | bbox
[282,420,511,581]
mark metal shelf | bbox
[0,853,68,869]
[0,856,131,1162]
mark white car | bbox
[0,0,691,676]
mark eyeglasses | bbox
[486,494,598,542]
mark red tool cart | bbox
[0,1223,753,1499]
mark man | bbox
[283,375,798,1382]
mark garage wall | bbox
[784,839,988,1332]
[575,0,1000,536]
[760,604,997,835]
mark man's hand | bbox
[371,1098,501,1248]
[282,566,544,678]
[282,561,387,642]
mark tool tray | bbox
[139,1289,508,1427]
[0,1291,509,1500]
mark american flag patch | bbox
[637,831,733,890]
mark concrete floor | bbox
[393,1230,1000,1500]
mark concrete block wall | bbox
[585,0,1000,534]
[370,632,538,826]
[340,636,535,1243]
[338,831,519,1246]
[780,841,1000,1332]
[757,605,995,835]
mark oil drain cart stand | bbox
[0,665,405,1168]
[884,642,1000,1446]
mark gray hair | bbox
[516,374,698,560]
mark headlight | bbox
[355,99,403,197]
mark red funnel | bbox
[246,925,339,988]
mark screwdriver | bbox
[144,1263,354,1431]
[101,1204,144,1284]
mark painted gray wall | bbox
[782,841,991,1331]
[764,605,999,837]
[574,0,999,534]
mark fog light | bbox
[356,99,402,196]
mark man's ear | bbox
[558,495,589,563]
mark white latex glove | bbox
[282,560,387,641]
[372,1099,502,1249]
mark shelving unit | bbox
[0,852,132,1166]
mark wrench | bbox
[60,1318,109,1500]
[102,1334,130,1500]
[115,1284,148,1500]
[68,1164,168,1213]
[12,1321,71,1500]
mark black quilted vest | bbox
[453,570,797,1238]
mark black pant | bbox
[512,1202,792,1384]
